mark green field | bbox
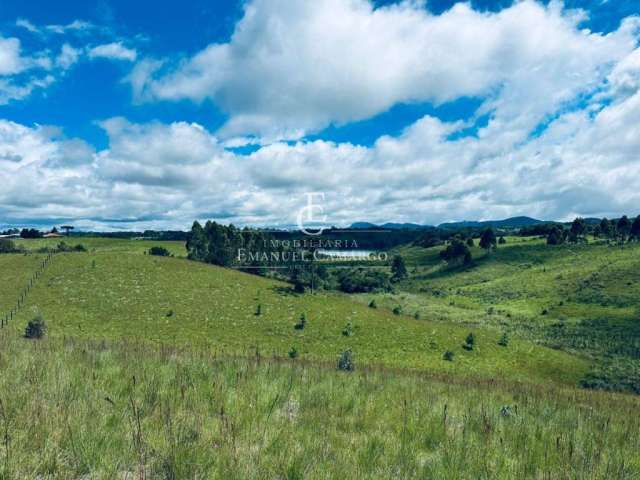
[4,239,586,386]
[2,235,640,477]
[0,253,45,313]
[348,237,640,393]
[0,334,638,479]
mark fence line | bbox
[1,251,55,329]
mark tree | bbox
[440,239,472,266]
[617,215,631,242]
[20,228,42,239]
[61,225,74,236]
[568,217,586,243]
[600,218,612,238]
[498,236,506,245]
[631,215,640,241]
[466,237,474,247]
[391,255,407,281]
[547,225,565,245]
[479,228,496,253]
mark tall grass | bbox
[0,332,638,479]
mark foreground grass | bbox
[0,334,638,479]
[6,249,587,386]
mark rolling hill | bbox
[2,237,587,387]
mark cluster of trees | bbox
[546,215,640,245]
[593,216,640,242]
[187,221,277,269]
[19,228,43,239]
[439,228,504,266]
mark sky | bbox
[0,0,639,230]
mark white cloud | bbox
[0,35,60,103]
[89,42,137,62]
[2,1,640,229]
[131,0,639,142]
[3,69,640,230]
[56,43,81,70]
[0,36,25,75]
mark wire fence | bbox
[1,251,55,329]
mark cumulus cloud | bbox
[3,67,640,230]
[130,0,639,142]
[88,42,137,62]
[2,1,640,229]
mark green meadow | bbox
[4,239,585,385]
[0,334,638,479]
[2,235,640,478]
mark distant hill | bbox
[438,216,546,229]
[349,222,434,230]
[350,216,545,231]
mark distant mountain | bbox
[438,216,546,229]
[349,222,434,230]
[350,216,551,231]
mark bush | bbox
[294,314,306,330]
[337,349,354,372]
[148,246,171,256]
[498,332,509,347]
[392,306,402,315]
[288,347,298,359]
[24,314,46,339]
[0,239,18,253]
[342,322,354,337]
[368,299,377,309]
[443,350,455,361]
[336,268,391,293]
[462,333,475,351]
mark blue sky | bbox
[1,0,639,230]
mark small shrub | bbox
[443,350,455,361]
[24,314,46,339]
[392,306,402,315]
[414,312,421,320]
[166,310,174,317]
[342,322,354,337]
[462,333,475,351]
[255,304,262,316]
[294,314,306,330]
[541,309,549,315]
[368,299,377,309]
[148,246,171,257]
[498,332,509,347]
[288,347,298,359]
[0,238,18,253]
[337,349,354,371]
[73,244,87,252]
[293,280,306,294]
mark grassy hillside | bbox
[2,241,587,386]
[357,237,640,391]
[0,334,638,479]
[14,236,186,257]
[0,253,45,312]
